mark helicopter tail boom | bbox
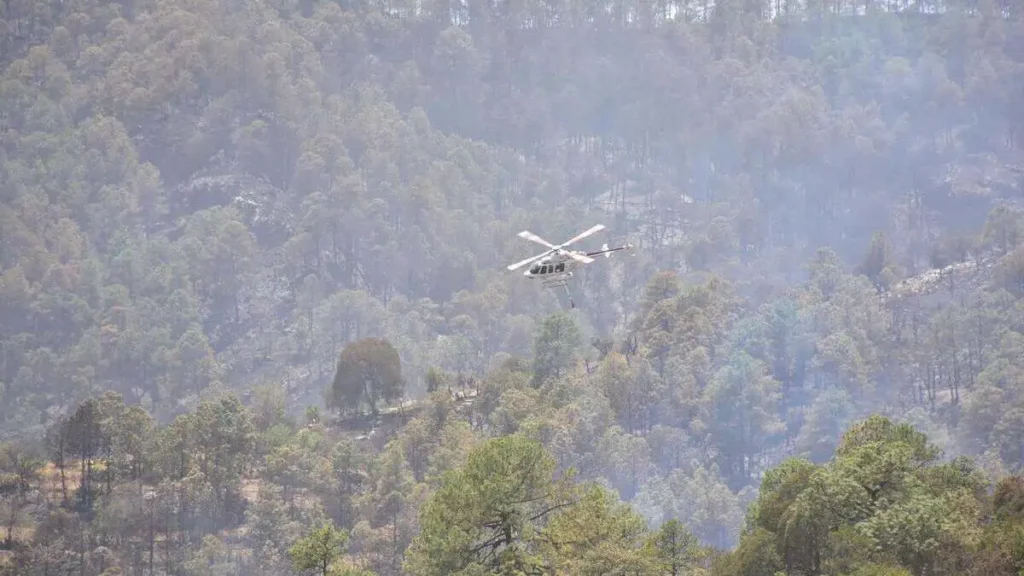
[586,243,632,259]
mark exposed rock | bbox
[884,255,998,310]
[168,158,296,247]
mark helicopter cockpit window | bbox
[540,265,548,274]
[530,264,540,274]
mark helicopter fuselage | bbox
[524,251,580,279]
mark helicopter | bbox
[505,224,633,307]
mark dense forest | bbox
[2,0,1024,574]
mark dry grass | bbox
[7,526,33,543]
[239,477,261,502]
[36,460,90,503]
[0,459,112,547]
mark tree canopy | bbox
[331,338,405,417]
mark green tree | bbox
[289,521,349,576]
[330,338,405,418]
[532,312,582,387]
[855,232,896,293]
[0,441,41,546]
[542,484,658,575]
[981,205,1023,255]
[729,415,989,576]
[649,519,703,576]
[404,435,577,576]
[705,352,784,487]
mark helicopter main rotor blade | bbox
[559,224,605,248]
[517,230,556,250]
[507,250,551,271]
[568,252,595,264]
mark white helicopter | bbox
[506,224,633,307]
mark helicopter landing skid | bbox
[540,277,575,309]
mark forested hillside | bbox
[2,0,1024,574]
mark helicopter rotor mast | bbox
[505,225,604,271]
